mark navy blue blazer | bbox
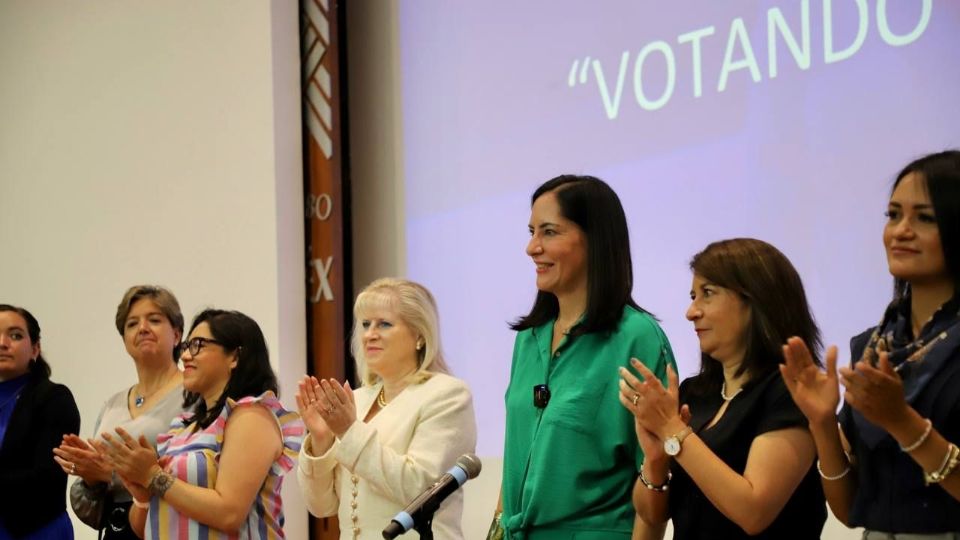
[0,374,81,537]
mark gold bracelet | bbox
[924,444,960,485]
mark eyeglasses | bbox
[180,337,223,357]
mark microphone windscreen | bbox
[455,453,482,479]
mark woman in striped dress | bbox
[100,308,305,539]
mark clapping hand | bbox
[296,375,335,452]
[619,360,686,441]
[53,434,112,484]
[97,427,160,488]
[781,337,840,427]
[839,350,908,429]
[297,376,357,439]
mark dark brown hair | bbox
[688,238,822,395]
[512,175,646,335]
[0,304,51,379]
[890,150,960,301]
[182,309,278,430]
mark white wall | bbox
[0,1,307,538]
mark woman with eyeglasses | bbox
[56,285,186,539]
[782,150,960,538]
[99,308,304,539]
[0,304,81,538]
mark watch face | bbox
[664,437,681,456]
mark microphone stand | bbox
[412,510,435,540]
[383,504,438,539]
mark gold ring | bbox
[632,394,640,406]
[70,463,77,474]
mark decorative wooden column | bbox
[300,0,351,538]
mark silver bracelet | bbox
[816,459,851,481]
[900,418,933,452]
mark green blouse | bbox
[501,305,676,539]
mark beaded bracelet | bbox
[816,459,851,481]
[900,418,933,453]
[638,465,671,492]
[924,443,960,485]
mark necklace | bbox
[721,382,742,401]
[377,386,388,407]
[555,315,583,336]
[134,372,176,408]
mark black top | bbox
[839,300,960,533]
[0,374,81,537]
[668,369,826,540]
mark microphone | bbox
[382,454,482,539]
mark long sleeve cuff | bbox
[298,434,340,477]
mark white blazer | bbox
[298,372,477,540]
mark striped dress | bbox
[145,392,304,539]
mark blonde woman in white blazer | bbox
[297,278,478,540]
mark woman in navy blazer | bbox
[0,304,81,538]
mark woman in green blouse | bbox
[492,174,676,539]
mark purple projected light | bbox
[399,0,959,455]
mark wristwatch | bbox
[148,470,175,498]
[663,426,693,457]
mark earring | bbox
[416,340,424,351]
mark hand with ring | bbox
[312,378,357,437]
[619,359,688,462]
[54,433,112,484]
[296,375,336,453]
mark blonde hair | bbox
[351,278,450,386]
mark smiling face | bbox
[179,322,236,405]
[122,298,181,363]
[686,274,751,367]
[884,172,949,287]
[526,191,588,297]
[0,311,39,381]
[358,303,420,382]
